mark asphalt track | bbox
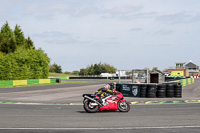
[0,103,200,133]
[0,79,200,104]
[0,79,200,132]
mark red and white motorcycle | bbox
[83,90,130,113]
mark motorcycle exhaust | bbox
[84,95,103,106]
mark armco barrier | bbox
[0,78,57,87]
[27,79,39,85]
[0,80,13,87]
[169,78,194,87]
[13,80,27,86]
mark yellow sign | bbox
[171,71,184,76]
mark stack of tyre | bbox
[156,84,166,98]
[166,83,175,97]
[174,83,182,97]
[140,84,147,97]
[146,84,157,98]
[165,83,182,98]
[139,83,182,98]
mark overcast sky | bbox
[0,0,200,72]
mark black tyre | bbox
[166,90,174,93]
[166,93,174,97]
[157,90,166,93]
[83,99,99,113]
[174,95,182,98]
[141,85,147,91]
[157,94,166,98]
[174,92,182,97]
[117,101,130,112]
[146,93,156,98]
[157,84,166,90]
[157,91,166,97]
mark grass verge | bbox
[0,81,92,88]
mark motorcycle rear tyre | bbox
[84,99,99,113]
[117,101,130,112]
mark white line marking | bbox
[0,126,200,130]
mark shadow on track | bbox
[77,110,124,113]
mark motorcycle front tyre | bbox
[117,101,130,112]
[83,99,99,113]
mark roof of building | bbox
[151,70,165,75]
[185,62,199,68]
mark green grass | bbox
[49,72,69,77]
[0,81,92,88]
[48,72,80,78]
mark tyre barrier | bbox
[56,78,61,83]
[156,84,166,98]
[174,84,182,98]
[146,84,157,98]
[117,82,182,98]
[165,83,175,98]
[140,84,147,97]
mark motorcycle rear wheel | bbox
[84,99,99,113]
[117,101,130,112]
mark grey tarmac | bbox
[0,103,200,133]
[0,79,200,104]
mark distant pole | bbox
[146,69,148,83]
[132,70,134,83]
[119,70,121,83]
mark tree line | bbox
[79,63,116,75]
[0,22,50,80]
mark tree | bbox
[79,68,86,75]
[49,63,62,73]
[26,36,35,49]
[72,71,79,75]
[162,68,168,73]
[14,25,27,48]
[152,67,158,71]
[0,22,50,80]
[87,65,94,75]
[0,47,50,80]
[0,22,16,53]
[103,63,116,73]
[54,64,62,73]
[79,62,116,75]
[49,64,56,72]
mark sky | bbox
[0,0,200,72]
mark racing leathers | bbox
[95,87,114,104]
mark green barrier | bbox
[0,80,13,87]
[0,78,58,87]
[169,78,194,86]
[27,79,39,85]
[50,79,56,83]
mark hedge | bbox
[0,48,50,80]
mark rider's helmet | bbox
[108,83,114,90]
[103,84,110,90]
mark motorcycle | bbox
[82,90,130,113]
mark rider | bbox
[95,83,114,104]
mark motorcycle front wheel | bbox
[117,101,130,112]
[83,99,99,113]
